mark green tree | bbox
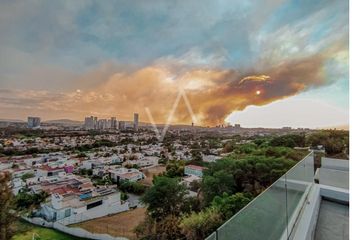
[21,172,35,181]
[15,190,48,211]
[0,172,16,240]
[180,207,223,240]
[141,176,188,220]
[269,134,305,148]
[189,180,201,192]
[306,130,349,157]
[164,160,185,178]
[324,138,345,155]
[202,155,295,205]
[119,181,146,195]
[211,192,251,220]
[120,192,128,201]
[202,170,235,205]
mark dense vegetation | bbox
[0,172,17,240]
[119,181,147,195]
[14,189,49,211]
[0,130,349,240]
[134,130,352,240]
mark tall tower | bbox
[111,117,117,129]
[134,113,139,130]
[27,117,41,129]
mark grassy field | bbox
[12,220,86,240]
[140,165,166,186]
[72,208,146,240]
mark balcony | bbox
[206,152,349,240]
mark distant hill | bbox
[321,124,349,130]
[0,118,25,123]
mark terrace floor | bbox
[314,199,349,240]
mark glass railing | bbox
[206,152,314,240]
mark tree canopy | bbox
[141,176,188,221]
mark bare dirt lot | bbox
[72,208,146,240]
[140,165,166,186]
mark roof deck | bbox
[206,153,349,240]
[314,200,349,240]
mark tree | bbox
[15,190,48,210]
[138,177,189,239]
[222,141,235,153]
[120,192,128,201]
[119,181,146,195]
[190,149,203,165]
[211,192,251,220]
[306,130,349,157]
[141,177,188,221]
[324,138,345,155]
[0,171,16,240]
[201,155,295,205]
[269,134,305,148]
[21,172,35,181]
[180,207,223,240]
[164,160,185,178]
[189,180,201,192]
[156,214,184,240]
[202,170,235,205]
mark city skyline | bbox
[0,0,349,129]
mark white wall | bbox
[22,216,128,240]
[321,157,349,171]
[58,202,129,225]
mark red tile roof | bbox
[40,165,65,171]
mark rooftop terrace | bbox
[206,153,349,240]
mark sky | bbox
[0,0,349,128]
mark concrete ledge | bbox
[319,184,349,203]
[291,185,321,240]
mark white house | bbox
[40,188,129,224]
[125,156,159,168]
[108,168,144,182]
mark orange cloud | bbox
[60,52,329,126]
[0,50,340,126]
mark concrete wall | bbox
[53,222,128,240]
[58,201,129,225]
[321,157,349,171]
[318,168,349,189]
[22,216,128,240]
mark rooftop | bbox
[314,200,349,240]
[206,152,349,240]
[185,165,206,171]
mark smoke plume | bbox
[70,52,330,126]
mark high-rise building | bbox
[93,117,98,129]
[133,113,139,130]
[85,116,118,130]
[27,117,41,129]
[84,116,95,130]
[111,117,117,129]
[97,119,110,130]
[119,121,126,130]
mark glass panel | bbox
[285,153,314,234]
[205,232,217,240]
[217,175,288,240]
[205,153,315,240]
